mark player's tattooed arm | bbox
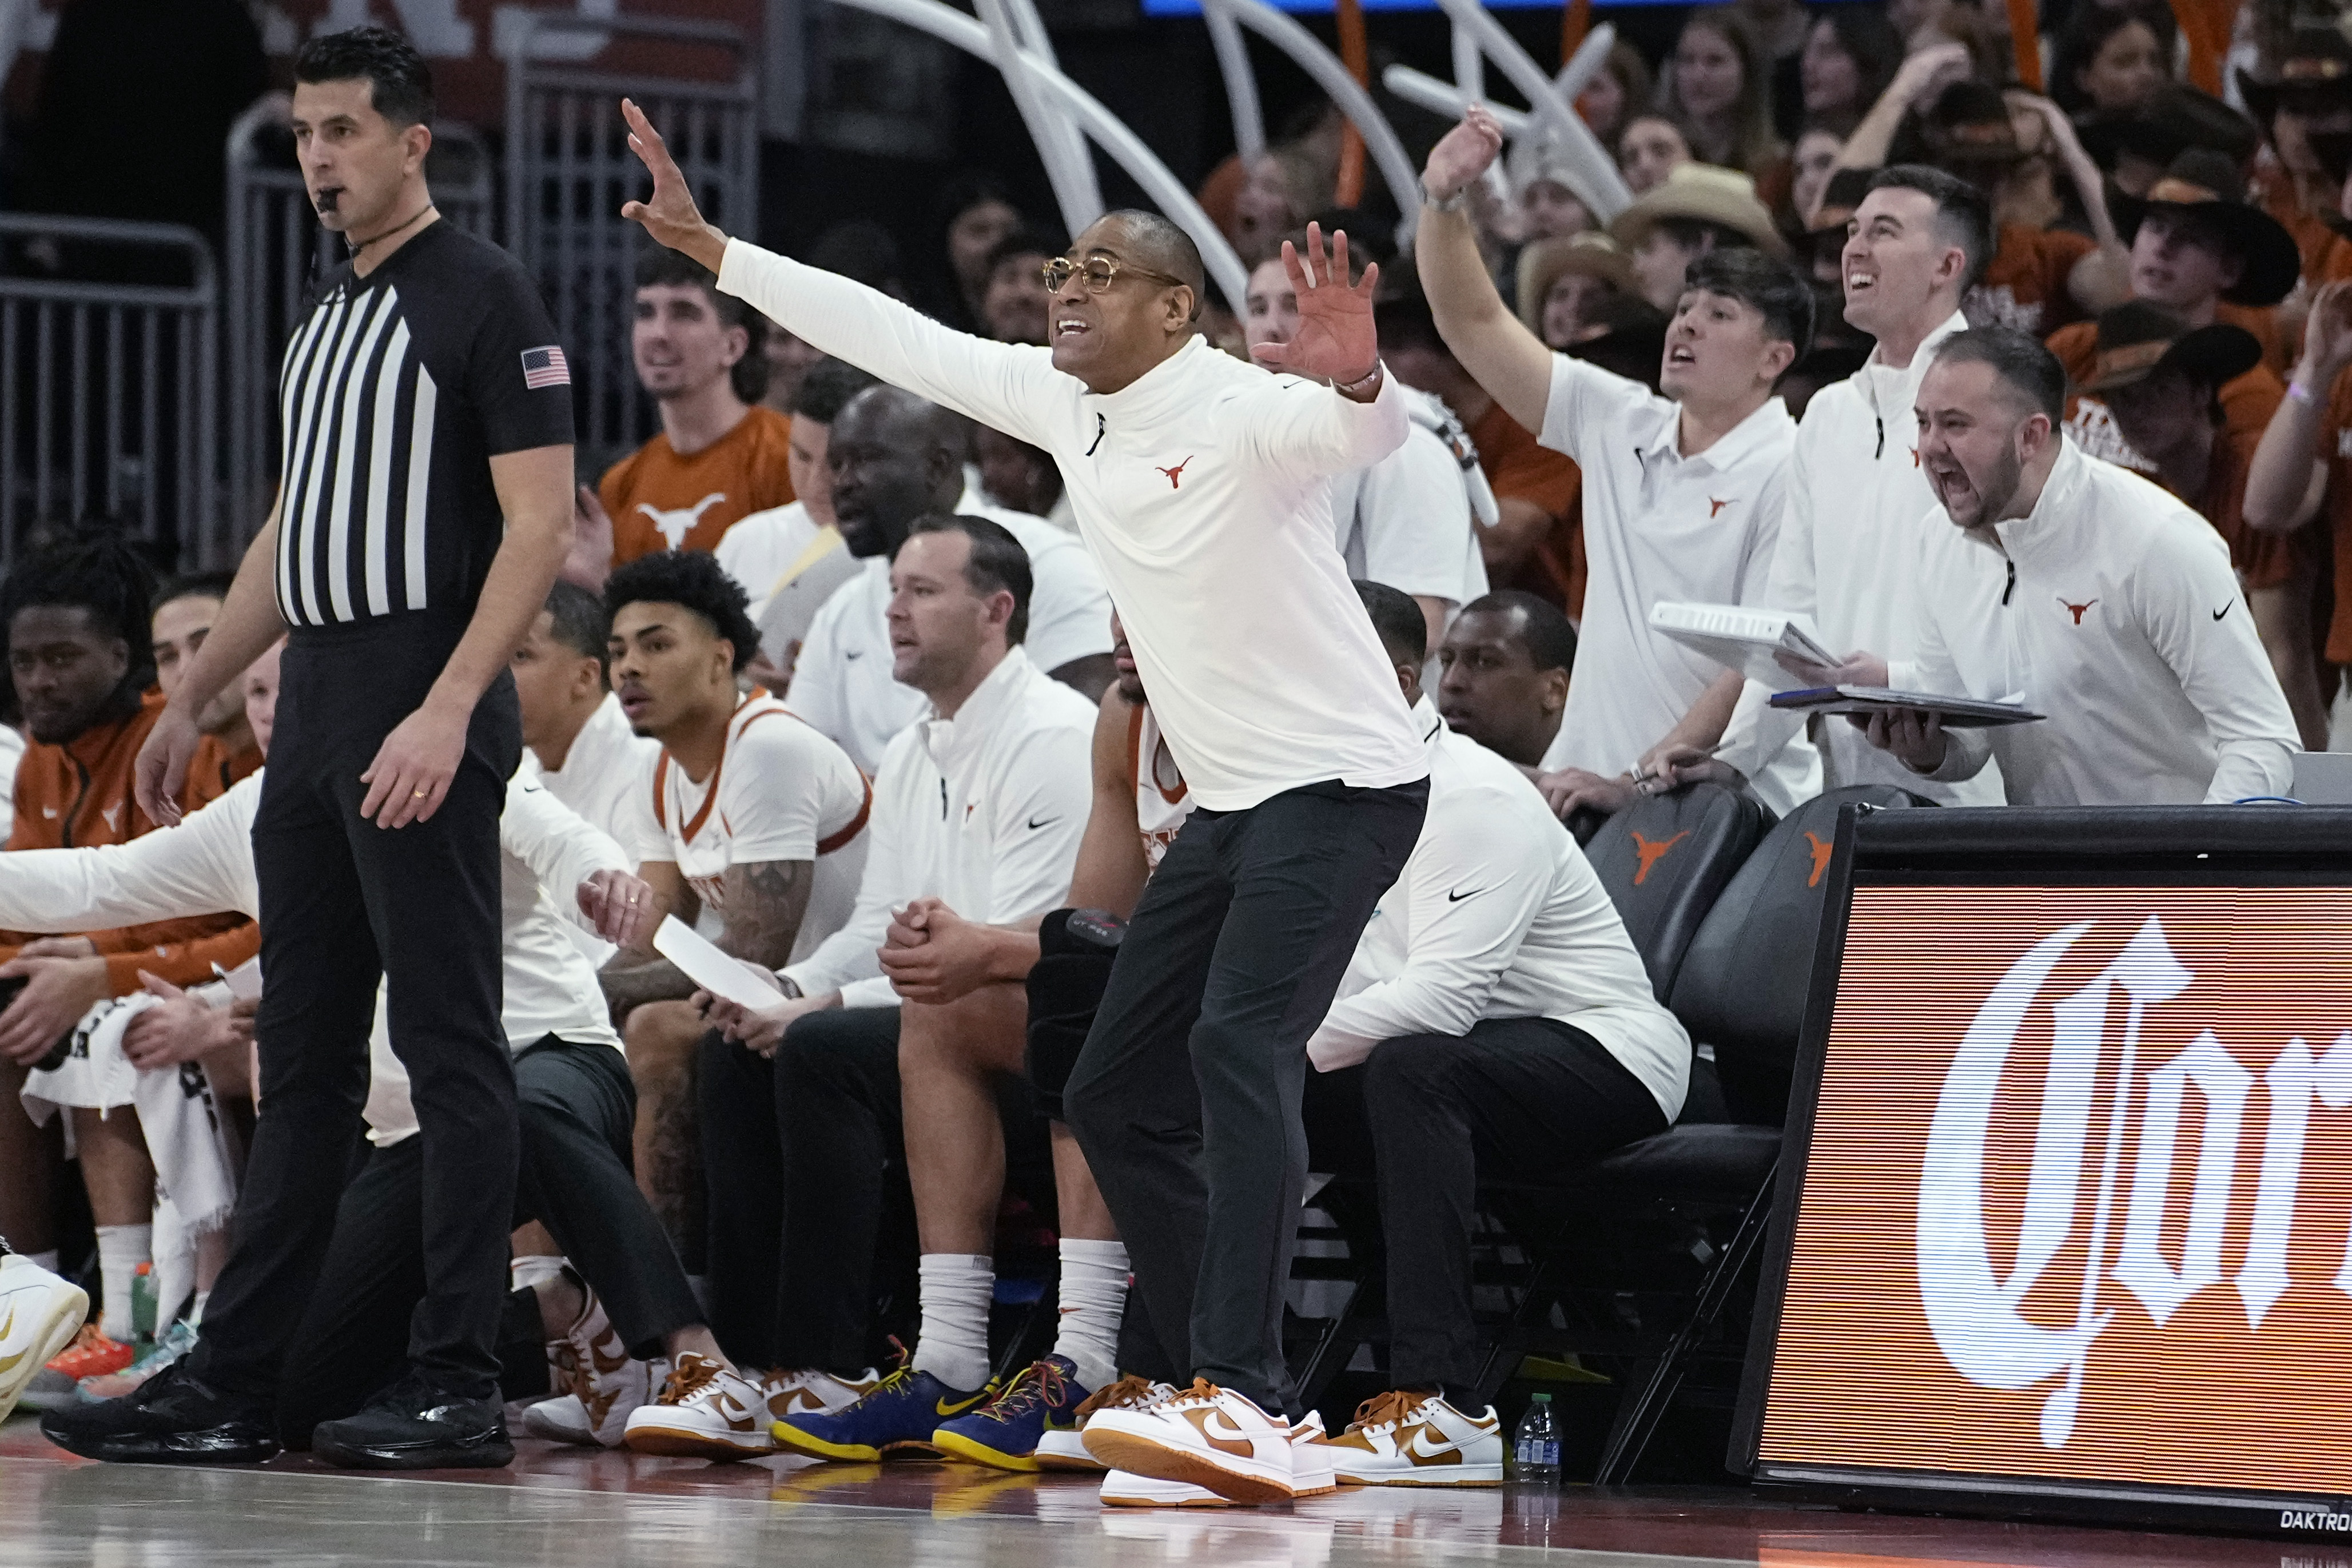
[717,859,815,972]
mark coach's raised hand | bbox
[619,98,728,273]
[1247,222,1384,400]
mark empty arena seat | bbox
[1584,782,1774,1002]
[1669,785,1929,1125]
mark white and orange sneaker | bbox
[1314,1390,1502,1486]
[1036,1375,1176,1471]
[621,1354,777,1459]
[763,1365,879,1424]
[1083,1379,1296,1503]
[1098,1411,1334,1506]
[538,1280,657,1447]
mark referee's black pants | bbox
[1064,777,1425,1414]
[189,613,520,1404]
[274,1037,703,1440]
[698,1006,915,1377]
[1304,1018,1668,1393]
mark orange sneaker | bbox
[47,1323,134,1381]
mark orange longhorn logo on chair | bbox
[1804,830,1834,888]
[1630,830,1689,885]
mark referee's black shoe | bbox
[41,1360,278,1464]
[311,1370,514,1470]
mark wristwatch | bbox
[1423,182,1471,214]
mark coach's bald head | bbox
[1050,210,1209,393]
[827,384,974,558]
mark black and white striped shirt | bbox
[274,222,574,627]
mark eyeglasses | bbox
[1040,254,1191,295]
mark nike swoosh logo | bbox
[2212,603,2232,620]
[0,1303,26,1376]
[844,649,864,660]
[1447,888,1482,902]
[936,1392,989,1417]
[1405,1424,1463,1460]
[1028,815,1058,830]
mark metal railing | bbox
[223,94,492,540]
[0,216,218,562]
[504,13,759,464]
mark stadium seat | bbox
[1584,783,1776,1002]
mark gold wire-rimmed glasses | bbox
[1040,254,1191,295]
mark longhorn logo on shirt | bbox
[1630,830,1689,885]
[1912,917,2352,1451]
[638,493,727,550]
[1804,830,1834,888]
[1709,497,1732,518]
[2059,596,2098,624]
[1156,457,1193,489]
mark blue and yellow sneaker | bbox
[769,1354,994,1463]
[929,1354,1092,1472]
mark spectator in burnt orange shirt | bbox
[585,249,797,574]
[0,538,258,1307]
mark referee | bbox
[47,29,575,1469]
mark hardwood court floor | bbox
[1,1415,2330,1567]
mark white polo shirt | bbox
[782,490,1115,775]
[538,690,659,855]
[784,647,1095,1010]
[1716,311,2006,805]
[621,691,872,965]
[1529,353,1818,814]
[719,242,1424,811]
[1327,388,1489,611]
[1906,440,2298,804]
[1309,697,1690,1120]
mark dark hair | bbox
[293,26,435,128]
[154,571,236,614]
[1460,590,1577,675]
[2,535,156,668]
[1354,579,1427,667]
[906,515,1033,646]
[809,220,905,293]
[1374,289,1450,359]
[1806,9,1905,128]
[1102,210,1208,325]
[2051,3,2175,116]
[792,357,881,424]
[1655,216,1757,256]
[1684,249,1816,357]
[634,248,769,405]
[604,550,763,674]
[543,579,611,686]
[1864,165,1993,289]
[1931,328,2067,422]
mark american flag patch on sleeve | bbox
[521,345,571,389]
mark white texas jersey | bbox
[1127,700,1195,871]
[629,692,872,963]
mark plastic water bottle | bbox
[1513,1392,1561,1483]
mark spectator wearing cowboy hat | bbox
[2239,23,2352,286]
[1517,232,1641,352]
[1608,162,1786,313]
[2074,301,2327,753]
[2046,148,2300,471]
[1878,81,2130,337]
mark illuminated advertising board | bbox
[1736,808,2352,1539]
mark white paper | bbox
[652,916,785,1009]
[213,959,264,1001]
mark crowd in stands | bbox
[3,0,2348,1502]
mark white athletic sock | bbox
[25,1249,61,1273]
[96,1224,153,1341]
[910,1253,994,1394]
[189,1290,210,1327]
[1052,1239,1129,1392]
[510,1253,565,1292]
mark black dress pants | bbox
[274,1037,701,1440]
[698,1006,912,1376]
[1064,777,1426,1412]
[190,612,519,1403]
[1356,1017,1668,1391]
